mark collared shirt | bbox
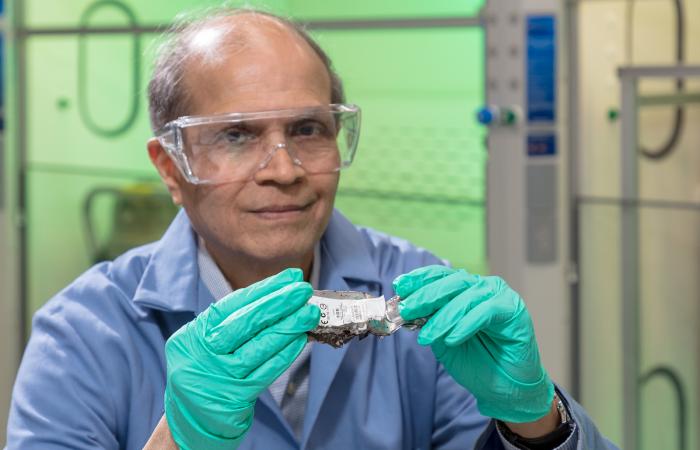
[7,209,617,450]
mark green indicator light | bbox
[502,109,517,125]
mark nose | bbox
[253,142,305,185]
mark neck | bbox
[205,243,315,290]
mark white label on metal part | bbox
[308,295,386,327]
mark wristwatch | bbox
[496,394,574,450]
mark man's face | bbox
[165,20,339,269]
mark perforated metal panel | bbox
[342,121,485,199]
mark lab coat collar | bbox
[132,208,383,313]
[132,208,202,313]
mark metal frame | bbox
[1,1,24,445]
[564,0,581,401]
[18,16,483,36]
[618,64,700,450]
[13,0,28,353]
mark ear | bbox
[147,137,184,205]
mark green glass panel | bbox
[336,195,486,273]
[26,170,176,328]
[580,201,700,450]
[21,2,487,324]
[26,34,161,173]
[317,27,487,271]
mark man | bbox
[7,8,616,450]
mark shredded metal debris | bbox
[307,290,427,348]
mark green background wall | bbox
[16,0,487,325]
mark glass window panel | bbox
[21,2,488,325]
[579,202,623,446]
[26,34,161,172]
[638,207,700,450]
[26,171,175,324]
[317,28,486,270]
[336,195,486,273]
[580,201,700,450]
[638,102,700,202]
[580,102,700,450]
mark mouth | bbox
[250,202,313,220]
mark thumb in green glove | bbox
[164,268,320,450]
[394,265,554,423]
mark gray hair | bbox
[147,7,346,133]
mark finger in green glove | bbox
[394,265,554,423]
[165,268,320,450]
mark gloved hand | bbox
[394,265,554,423]
[164,268,320,450]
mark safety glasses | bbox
[155,104,361,185]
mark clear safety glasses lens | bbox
[157,104,361,185]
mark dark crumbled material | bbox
[307,326,369,348]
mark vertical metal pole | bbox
[14,0,27,347]
[0,0,26,444]
[19,1,29,350]
[620,72,640,450]
[565,0,581,401]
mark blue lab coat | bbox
[7,209,615,449]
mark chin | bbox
[246,233,317,263]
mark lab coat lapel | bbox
[256,389,298,443]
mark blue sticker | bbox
[527,134,557,157]
[527,15,556,123]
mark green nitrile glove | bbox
[394,265,554,423]
[164,268,320,450]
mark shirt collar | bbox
[197,237,232,301]
[132,208,382,312]
[197,238,322,301]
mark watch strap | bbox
[496,395,574,450]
